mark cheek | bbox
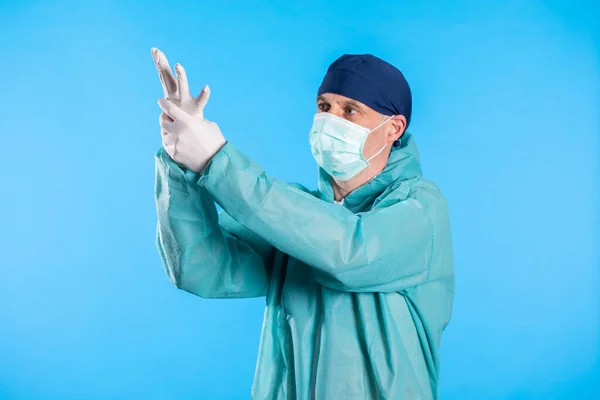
[361,131,384,157]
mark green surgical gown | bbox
[154,133,455,400]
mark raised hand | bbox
[151,47,210,119]
[151,47,226,173]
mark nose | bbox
[325,104,346,119]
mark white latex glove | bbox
[157,97,226,174]
[151,47,225,173]
[151,48,207,116]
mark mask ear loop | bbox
[366,115,395,161]
[366,143,389,161]
[368,115,395,134]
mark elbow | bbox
[313,259,369,291]
[165,262,219,299]
[166,267,186,291]
[171,277,212,298]
[315,257,431,293]
[165,258,246,299]
[156,226,214,298]
[163,260,190,292]
[167,268,217,299]
[157,242,216,298]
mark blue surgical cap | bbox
[317,54,412,128]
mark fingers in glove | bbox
[195,85,211,113]
[151,48,178,99]
[159,112,173,125]
[175,64,192,102]
[159,112,172,132]
[159,113,182,134]
[158,98,188,121]
[162,130,177,147]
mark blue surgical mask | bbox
[309,112,394,181]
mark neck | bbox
[331,151,389,201]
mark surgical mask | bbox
[309,112,394,181]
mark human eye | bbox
[344,106,357,116]
[317,102,330,112]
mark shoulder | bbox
[374,177,450,226]
[412,178,449,209]
[375,176,446,207]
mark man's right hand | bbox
[151,47,210,120]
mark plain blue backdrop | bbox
[0,1,598,399]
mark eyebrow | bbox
[316,95,366,111]
[343,99,365,111]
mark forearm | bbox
[200,143,434,292]
[155,147,272,298]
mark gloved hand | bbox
[151,47,226,173]
[151,48,207,117]
[158,97,226,174]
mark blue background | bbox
[0,1,598,399]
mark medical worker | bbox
[152,47,454,400]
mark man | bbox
[152,48,454,399]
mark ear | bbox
[385,115,407,143]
